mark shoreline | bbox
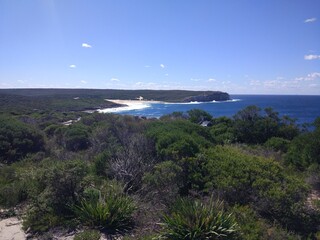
[98,99,163,113]
[105,99,163,105]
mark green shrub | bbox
[64,124,91,151]
[286,119,320,169]
[0,181,27,207]
[203,146,318,235]
[74,229,101,240]
[0,165,30,207]
[0,115,44,163]
[72,188,136,233]
[264,137,290,152]
[23,198,60,232]
[93,151,110,176]
[158,198,238,240]
[22,159,88,232]
[147,120,212,160]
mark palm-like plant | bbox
[158,198,238,240]
[72,188,136,233]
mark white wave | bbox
[164,101,202,105]
[98,103,151,113]
[164,99,241,105]
[213,99,242,103]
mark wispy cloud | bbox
[304,17,317,23]
[190,78,201,82]
[144,65,151,68]
[80,80,87,84]
[207,78,216,82]
[82,43,92,48]
[165,73,169,76]
[295,72,320,81]
[160,64,165,69]
[69,64,76,68]
[304,54,320,60]
[110,78,120,82]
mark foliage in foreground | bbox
[72,187,136,233]
[74,229,101,240]
[158,198,238,240]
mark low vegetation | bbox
[0,93,319,239]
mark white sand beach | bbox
[98,99,162,113]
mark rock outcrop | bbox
[183,91,230,102]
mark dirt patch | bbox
[0,217,26,240]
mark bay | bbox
[101,95,320,124]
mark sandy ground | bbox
[0,217,26,240]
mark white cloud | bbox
[160,64,165,68]
[165,73,169,76]
[80,80,87,84]
[295,72,320,81]
[82,43,92,48]
[249,80,261,86]
[110,78,120,82]
[304,54,320,60]
[69,64,76,68]
[304,17,317,23]
[144,65,151,68]
[207,78,216,82]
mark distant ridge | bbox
[0,88,230,102]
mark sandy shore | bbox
[98,99,163,113]
[106,99,163,105]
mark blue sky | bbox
[0,0,319,94]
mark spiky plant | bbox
[72,188,136,233]
[158,198,238,240]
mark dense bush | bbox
[286,117,320,169]
[233,106,299,144]
[0,165,26,207]
[187,109,212,124]
[264,137,290,152]
[147,120,213,160]
[23,160,88,232]
[0,104,318,238]
[210,117,235,144]
[0,115,44,163]
[64,124,91,151]
[202,146,319,234]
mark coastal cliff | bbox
[183,91,230,102]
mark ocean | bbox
[100,95,320,125]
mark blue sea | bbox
[100,95,320,125]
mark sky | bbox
[0,0,319,95]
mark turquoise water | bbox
[101,95,320,124]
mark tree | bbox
[187,109,212,124]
